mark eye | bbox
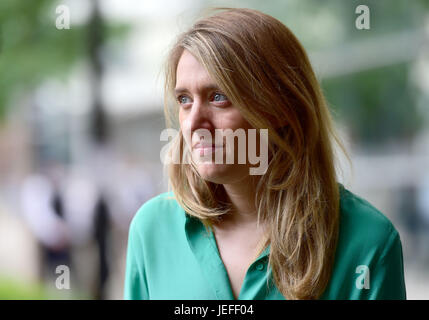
[177,95,192,106]
[211,92,229,103]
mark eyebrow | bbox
[174,84,221,95]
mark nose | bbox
[187,98,214,135]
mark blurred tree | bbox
[0,0,129,122]
[318,0,428,147]
[322,63,424,147]
[87,0,108,145]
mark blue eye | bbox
[178,95,192,105]
[213,93,228,102]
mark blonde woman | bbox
[124,8,406,300]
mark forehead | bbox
[175,50,214,89]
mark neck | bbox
[220,175,260,226]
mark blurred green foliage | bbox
[0,274,90,299]
[0,275,53,299]
[214,0,429,147]
[1,0,428,147]
[0,0,129,122]
[322,63,424,147]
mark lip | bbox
[193,142,223,149]
[193,142,224,156]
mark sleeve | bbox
[368,227,407,300]
[123,216,149,300]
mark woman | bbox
[124,8,406,300]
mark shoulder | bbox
[128,191,185,238]
[338,184,400,254]
[323,185,405,299]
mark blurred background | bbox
[0,0,428,299]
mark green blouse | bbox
[124,184,406,300]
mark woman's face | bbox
[176,50,254,184]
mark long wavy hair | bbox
[163,8,349,299]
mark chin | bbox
[196,163,249,185]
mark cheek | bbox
[225,110,253,130]
[179,113,192,146]
[178,109,185,126]
[179,110,187,130]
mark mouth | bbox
[193,143,224,156]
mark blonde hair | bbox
[163,8,349,299]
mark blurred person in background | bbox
[124,8,406,300]
[395,178,429,267]
[20,162,72,288]
[92,192,111,300]
[416,174,429,265]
